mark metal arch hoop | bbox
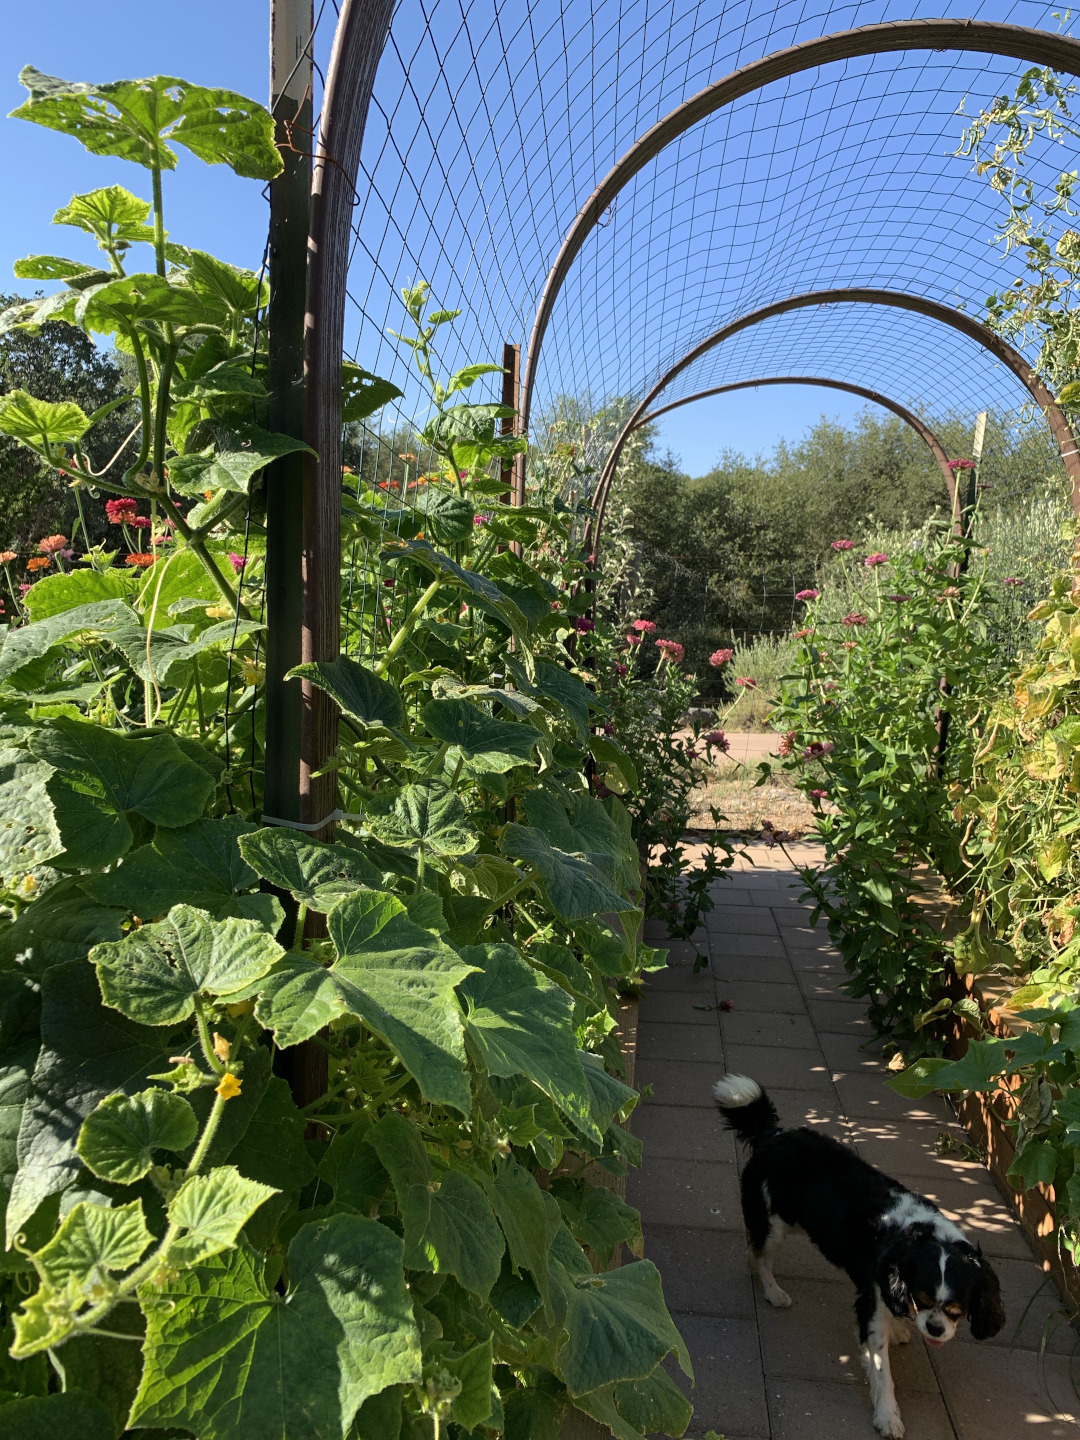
[587,288,1080,553]
[518,17,1080,492]
[634,377,963,523]
[300,0,395,828]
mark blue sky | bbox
[0,2,1057,479]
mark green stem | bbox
[192,655,206,737]
[186,1091,228,1175]
[168,673,195,724]
[415,843,426,894]
[123,331,153,486]
[295,902,309,948]
[375,577,443,676]
[152,343,179,484]
[151,163,167,279]
[193,996,226,1076]
[156,493,244,616]
[193,489,251,539]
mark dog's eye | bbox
[943,1304,963,1319]
[914,1292,935,1310]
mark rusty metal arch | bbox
[518,18,1080,457]
[300,0,395,828]
[633,376,962,522]
[587,288,1080,552]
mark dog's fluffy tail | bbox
[712,1074,779,1144]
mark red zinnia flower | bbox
[735,676,756,688]
[576,617,595,633]
[105,498,138,524]
[704,729,730,752]
[631,619,657,633]
[613,662,628,677]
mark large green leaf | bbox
[168,424,315,496]
[385,540,528,637]
[53,183,156,248]
[552,1258,691,1397]
[365,780,478,858]
[550,1177,643,1268]
[237,827,381,911]
[365,1112,504,1295]
[166,1165,279,1266]
[21,568,134,621]
[13,68,282,180]
[0,601,135,684]
[522,790,639,893]
[507,659,601,742]
[8,961,175,1242]
[287,655,405,734]
[77,1087,198,1184]
[82,814,265,920]
[486,1158,561,1316]
[500,824,628,921]
[33,1198,152,1296]
[76,273,205,336]
[91,904,283,1026]
[0,746,63,889]
[421,698,538,773]
[256,891,476,1112]
[0,877,125,975]
[341,363,404,422]
[578,1051,637,1137]
[225,1076,316,1193]
[0,390,90,450]
[0,1391,115,1440]
[576,1370,693,1440]
[29,718,217,868]
[457,944,593,1140]
[0,975,42,1239]
[129,1217,421,1440]
[412,488,476,544]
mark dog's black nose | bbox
[926,1319,945,1338]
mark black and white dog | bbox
[713,1075,1005,1439]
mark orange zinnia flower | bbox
[26,556,50,572]
[125,553,157,567]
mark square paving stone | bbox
[927,1342,1080,1438]
[643,964,718,995]
[710,952,799,985]
[723,1045,835,1093]
[769,1378,955,1440]
[662,1314,771,1438]
[757,1276,939,1391]
[720,1009,819,1049]
[632,1102,736,1164]
[705,905,781,936]
[847,1118,986,1183]
[708,932,789,958]
[913,1174,1039,1262]
[641,990,724,1026]
[788,947,849,977]
[831,1073,942,1124]
[817,1031,888,1073]
[807,999,875,1036]
[763,1087,852,1137]
[637,1058,726,1108]
[658,940,711,967]
[701,885,757,907]
[627,1157,743,1231]
[638,1022,725,1064]
[643,1223,756,1318]
[749,890,812,909]
[711,980,808,1014]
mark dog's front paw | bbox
[873,1405,905,1439]
[763,1282,792,1309]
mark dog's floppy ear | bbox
[968,1253,1005,1340]
[875,1236,912,1318]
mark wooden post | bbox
[263,0,312,840]
[500,341,520,505]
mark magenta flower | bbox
[947,459,976,470]
[131,516,153,529]
[735,676,757,688]
[1004,576,1023,587]
[632,619,657,633]
[473,513,491,525]
[831,539,854,551]
[841,612,868,627]
[228,553,247,573]
[864,552,888,567]
[613,662,628,677]
[795,589,820,602]
[709,647,735,667]
[885,594,911,603]
[603,721,614,735]
[705,729,730,752]
[576,617,595,633]
[809,788,828,799]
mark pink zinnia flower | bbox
[655,639,685,662]
[1004,576,1023,587]
[864,553,888,567]
[809,788,828,799]
[229,553,247,573]
[947,459,976,470]
[626,632,642,644]
[632,619,657,633]
[735,676,756,688]
[793,627,814,640]
[886,594,911,603]
[802,740,835,759]
[603,721,614,735]
[576,617,594,633]
[831,539,854,551]
[842,612,868,627]
[473,513,491,525]
[105,498,138,524]
[795,589,820,602]
[131,516,153,529]
[36,534,69,555]
[709,647,735,668]
[613,662,628,677]
[705,729,730,752]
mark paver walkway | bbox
[629,843,1080,1440]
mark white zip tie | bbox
[260,810,350,832]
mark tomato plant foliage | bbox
[0,65,692,1440]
